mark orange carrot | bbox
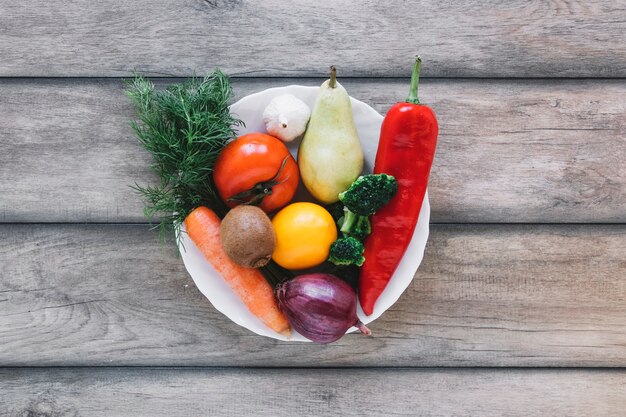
[184,206,290,336]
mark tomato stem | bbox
[406,55,421,104]
[226,156,290,206]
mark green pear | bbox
[298,66,364,203]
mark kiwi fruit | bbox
[220,205,276,268]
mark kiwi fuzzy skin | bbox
[220,205,276,268]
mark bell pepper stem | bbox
[406,55,422,104]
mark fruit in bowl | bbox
[298,66,364,204]
[271,202,337,270]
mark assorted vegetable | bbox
[276,273,371,344]
[298,66,364,203]
[130,57,437,343]
[213,133,299,213]
[185,207,290,336]
[359,56,438,316]
[126,72,289,334]
[263,94,311,142]
[271,202,337,270]
[220,205,276,268]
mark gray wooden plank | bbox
[1,78,624,224]
[1,368,624,417]
[0,1,625,77]
[1,224,624,367]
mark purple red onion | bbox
[276,273,371,343]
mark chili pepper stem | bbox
[406,55,422,104]
[329,65,337,88]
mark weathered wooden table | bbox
[1,1,625,416]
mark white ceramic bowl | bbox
[178,85,430,341]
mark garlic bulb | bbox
[263,94,311,142]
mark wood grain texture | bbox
[1,224,624,367]
[0,1,625,77]
[1,78,624,223]
[1,368,625,417]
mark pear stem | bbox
[329,65,337,88]
[406,56,422,104]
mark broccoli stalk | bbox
[337,174,398,241]
[339,208,371,241]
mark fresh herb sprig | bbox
[126,70,242,240]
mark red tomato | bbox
[214,133,300,213]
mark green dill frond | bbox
[126,70,241,241]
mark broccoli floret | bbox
[338,174,398,216]
[329,237,365,267]
[337,174,397,241]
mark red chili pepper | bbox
[359,56,438,316]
